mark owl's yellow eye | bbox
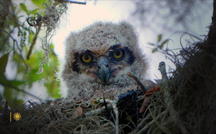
[112,49,124,59]
[81,54,93,63]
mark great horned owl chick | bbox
[62,22,147,99]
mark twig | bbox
[101,99,119,134]
[84,99,119,134]
[84,104,112,117]
[26,24,42,60]
[11,86,42,102]
[0,80,43,102]
[129,112,151,134]
[127,72,147,92]
[167,101,189,134]
[149,108,171,134]
[64,0,86,5]
[136,110,167,134]
[179,31,202,41]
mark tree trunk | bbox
[172,0,216,134]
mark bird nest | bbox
[0,79,176,134]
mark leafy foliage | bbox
[32,0,48,8]
[149,34,170,53]
[14,44,61,99]
[0,0,67,106]
[0,53,9,75]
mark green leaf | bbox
[152,48,158,53]
[0,53,9,75]
[29,8,40,15]
[0,75,8,85]
[3,87,13,103]
[3,87,23,108]
[157,34,163,43]
[0,75,25,87]
[159,39,170,49]
[20,3,29,14]
[10,80,26,86]
[31,0,47,8]
[28,74,43,83]
[28,31,35,43]
[44,81,61,98]
[148,43,156,46]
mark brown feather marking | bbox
[91,47,109,56]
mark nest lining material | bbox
[0,84,174,134]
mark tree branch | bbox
[26,24,42,60]
[0,80,43,102]
[206,0,216,53]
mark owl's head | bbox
[62,22,147,97]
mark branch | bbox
[84,99,119,134]
[0,79,43,102]
[64,0,86,5]
[213,0,216,23]
[127,73,147,92]
[26,24,42,60]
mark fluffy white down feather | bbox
[61,22,148,100]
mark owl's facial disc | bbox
[73,44,135,84]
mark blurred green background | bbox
[0,0,66,107]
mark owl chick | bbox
[62,22,147,100]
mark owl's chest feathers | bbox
[67,66,138,98]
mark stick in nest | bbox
[127,72,147,92]
[84,99,119,134]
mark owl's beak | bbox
[96,56,111,84]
